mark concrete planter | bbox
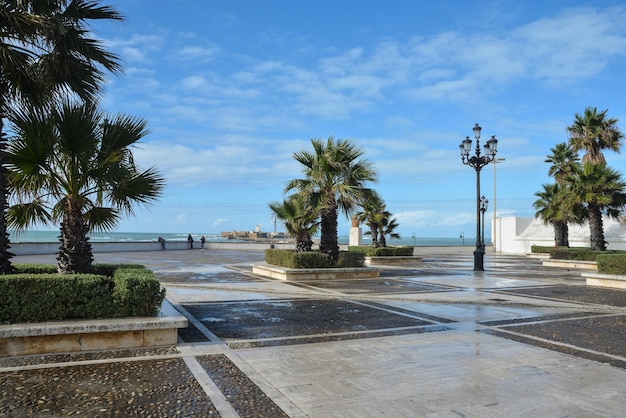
[0,300,187,357]
[252,263,380,280]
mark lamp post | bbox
[459,124,498,271]
[480,195,488,250]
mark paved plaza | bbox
[1,247,625,417]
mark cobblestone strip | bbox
[197,354,290,418]
[0,357,220,416]
[183,356,240,417]
[481,328,626,369]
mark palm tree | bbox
[546,142,580,183]
[0,0,123,273]
[6,101,164,273]
[567,107,623,165]
[269,194,318,252]
[355,194,384,248]
[378,214,400,247]
[565,163,626,251]
[285,137,378,263]
[542,142,581,245]
[533,183,582,247]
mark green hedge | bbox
[348,245,414,256]
[112,267,167,317]
[549,248,603,261]
[264,249,364,268]
[596,254,626,275]
[0,264,165,324]
[531,245,567,254]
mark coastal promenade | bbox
[2,246,625,417]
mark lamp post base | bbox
[473,249,484,271]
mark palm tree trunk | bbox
[320,205,339,263]
[295,232,313,252]
[554,221,569,247]
[370,222,379,248]
[57,204,94,273]
[587,205,606,251]
[0,105,14,274]
[379,226,387,247]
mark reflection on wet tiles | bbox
[482,327,626,370]
[182,299,434,341]
[382,301,552,323]
[499,285,626,307]
[296,278,454,294]
[479,311,604,326]
[227,325,451,349]
[158,270,264,283]
[501,315,626,357]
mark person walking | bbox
[200,235,206,250]
[187,234,194,249]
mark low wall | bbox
[9,241,303,256]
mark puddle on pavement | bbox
[167,286,270,301]
[383,301,551,323]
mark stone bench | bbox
[252,263,380,280]
[581,272,626,289]
[365,256,422,266]
[542,259,597,270]
[0,300,187,357]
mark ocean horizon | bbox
[8,230,484,247]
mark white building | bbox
[494,216,626,254]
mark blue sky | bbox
[91,0,626,238]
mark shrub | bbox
[550,248,599,261]
[0,274,116,323]
[531,245,566,254]
[596,254,626,275]
[265,249,364,268]
[336,251,365,267]
[348,246,414,256]
[112,267,166,317]
[0,264,165,324]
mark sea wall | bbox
[9,241,309,256]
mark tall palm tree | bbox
[567,107,623,165]
[0,0,123,273]
[269,194,319,252]
[565,163,626,251]
[6,101,164,273]
[285,137,378,263]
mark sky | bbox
[86,0,626,238]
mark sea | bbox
[7,230,477,247]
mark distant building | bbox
[221,230,289,240]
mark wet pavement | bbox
[2,247,626,417]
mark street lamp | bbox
[480,195,488,250]
[459,123,498,271]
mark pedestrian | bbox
[187,234,193,249]
[158,236,166,250]
[200,235,206,250]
